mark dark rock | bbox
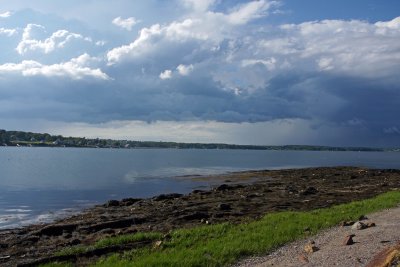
[152,193,183,201]
[285,185,298,193]
[343,234,355,245]
[180,212,209,221]
[366,222,376,228]
[358,215,368,221]
[218,203,231,211]
[98,228,114,234]
[34,223,78,236]
[191,189,205,194]
[80,217,145,233]
[214,184,233,191]
[340,221,356,227]
[123,227,138,234]
[104,200,120,207]
[120,198,141,206]
[62,232,72,239]
[69,239,81,246]
[0,255,10,260]
[301,187,318,195]
[25,235,40,243]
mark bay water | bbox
[1,147,399,229]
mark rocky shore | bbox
[1,167,400,266]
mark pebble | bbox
[298,254,309,263]
[304,241,319,253]
[343,234,355,246]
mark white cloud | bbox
[375,17,400,30]
[241,58,276,70]
[159,69,172,80]
[226,0,274,25]
[16,24,90,55]
[95,40,106,46]
[112,16,140,31]
[107,0,274,64]
[317,57,334,71]
[256,17,400,78]
[0,11,12,18]
[0,54,110,80]
[0,27,17,36]
[177,64,194,76]
[181,0,216,12]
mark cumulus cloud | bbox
[0,54,109,80]
[0,11,12,18]
[112,16,140,31]
[107,0,275,64]
[176,64,194,76]
[270,17,400,77]
[1,2,400,146]
[159,69,172,80]
[16,24,90,55]
[225,0,275,25]
[241,58,276,70]
[0,27,17,36]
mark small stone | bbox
[153,240,162,249]
[343,234,355,245]
[304,241,319,253]
[298,254,309,263]
[366,222,376,228]
[351,221,367,230]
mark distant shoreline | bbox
[1,129,398,152]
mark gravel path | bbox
[234,204,400,267]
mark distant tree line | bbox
[0,129,396,152]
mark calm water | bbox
[1,147,399,229]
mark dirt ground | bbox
[234,205,400,267]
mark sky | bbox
[0,0,399,147]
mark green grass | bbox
[53,232,163,257]
[45,190,400,267]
